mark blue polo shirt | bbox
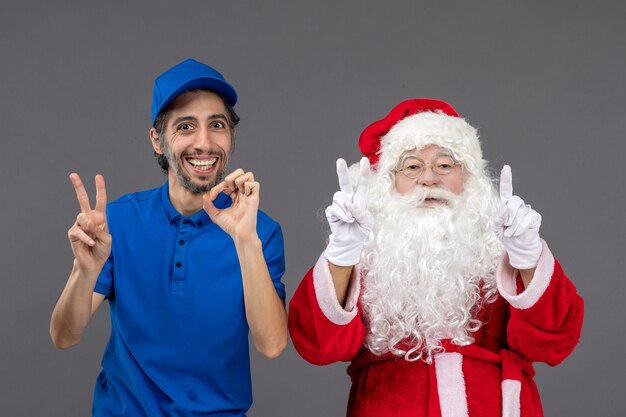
[92,182,286,417]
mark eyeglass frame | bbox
[394,153,462,180]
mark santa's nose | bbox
[417,167,440,186]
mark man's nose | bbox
[193,128,213,150]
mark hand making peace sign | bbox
[324,157,374,267]
[67,173,112,274]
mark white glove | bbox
[324,157,374,266]
[494,165,543,270]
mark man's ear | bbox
[149,127,163,154]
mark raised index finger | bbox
[336,158,353,195]
[69,173,92,213]
[499,165,513,201]
[94,174,107,213]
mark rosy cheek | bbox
[394,177,413,194]
[448,176,464,195]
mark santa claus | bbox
[288,99,584,417]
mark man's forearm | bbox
[50,261,102,349]
[235,236,288,359]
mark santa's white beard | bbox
[361,179,503,363]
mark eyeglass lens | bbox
[400,156,457,179]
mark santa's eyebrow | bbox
[399,151,420,160]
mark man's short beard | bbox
[161,140,228,194]
[360,172,503,363]
[177,166,224,194]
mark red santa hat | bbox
[358,99,485,176]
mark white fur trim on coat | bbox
[435,352,469,417]
[312,253,361,325]
[501,379,522,417]
[496,239,555,310]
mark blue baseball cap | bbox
[151,58,238,126]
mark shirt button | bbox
[179,240,185,246]
[182,219,189,225]
[176,262,182,268]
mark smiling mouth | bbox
[186,157,218,171]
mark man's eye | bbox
[178,123,193,130]
[438,163,453,169]
[405,164,422,171]
[211,121,225,129]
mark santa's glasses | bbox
[395,155,461,179]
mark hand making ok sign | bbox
[203,169,260,243]
[67,173,112,274]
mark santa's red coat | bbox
[288,242,584,417]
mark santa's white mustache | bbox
[393,186,459,207]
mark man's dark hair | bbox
[153,89,240,173]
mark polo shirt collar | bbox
[159,181,232,226]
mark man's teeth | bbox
[188,158,217,168]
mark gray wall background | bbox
[1,1,624,415]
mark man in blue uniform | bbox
[50,59,288,416]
